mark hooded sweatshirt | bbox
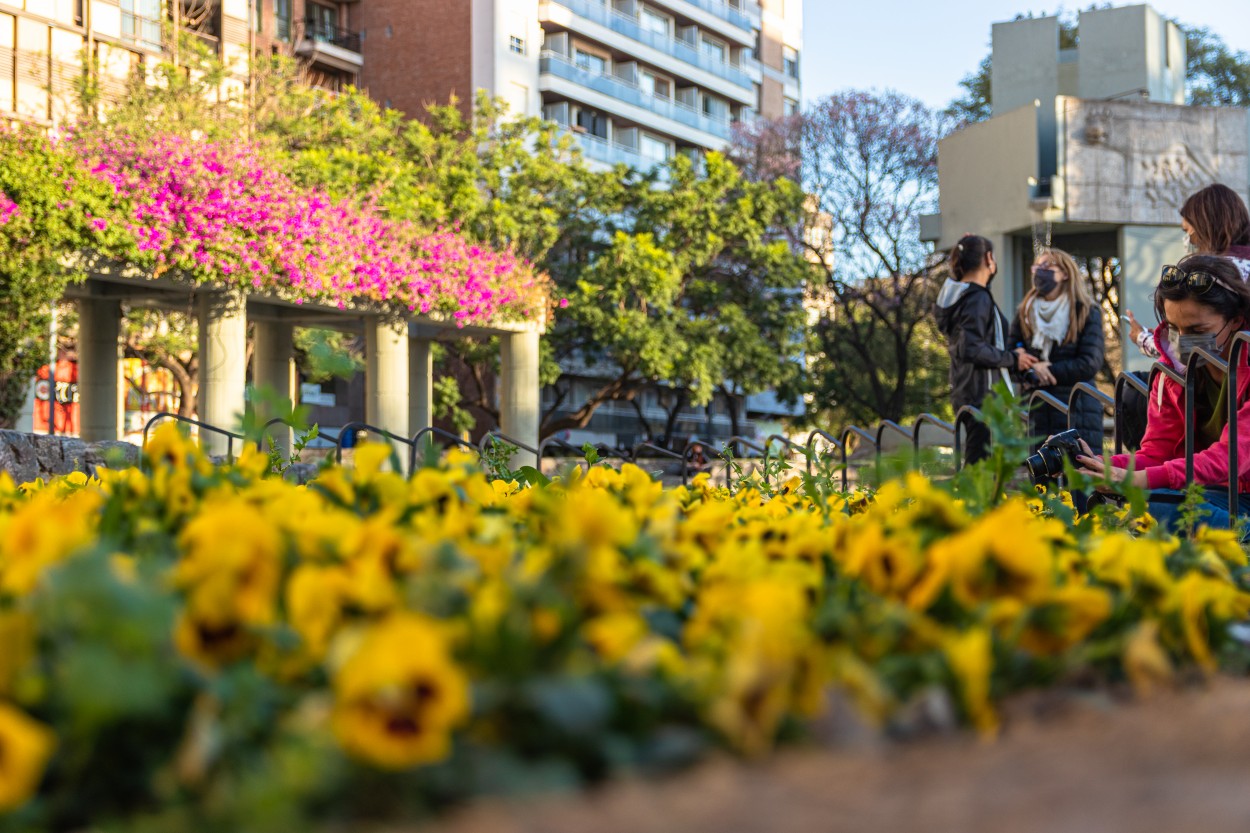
[934,278,1016,410]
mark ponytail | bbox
[948,234,993,281]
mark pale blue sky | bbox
[803,0,1250,108]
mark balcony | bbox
[296,19,363,71]
[660,0,761,39]
[541,51,732,144]
[541,0,756,94]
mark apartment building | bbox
[0,0,361,127]
[356,0,801,170]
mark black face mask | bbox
[1032,267,1058,296]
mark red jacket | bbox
[1111,322,1250,491]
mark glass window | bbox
[575,107,608,139]
[784,97,799,116]
[641,71,671,99]
[575,49,606,75]
[641,133,671,162]
[641,8,670,38]
[255,0,263,33]
[701,35,726,63]
[120,0,161,50]
[509,35,525,54]
[308,2,336,41]
[783,45,799,78]
[275,0,291,41]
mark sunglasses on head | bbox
[1160,264,1229,294]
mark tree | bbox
[736,91,952,429]
[540,155,809,441]
[1186,26,1250,106]
[0,131,126,427]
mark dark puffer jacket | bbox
[1009,304,1106,453]
[934,279,1015,412]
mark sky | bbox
[803,0,1250,109]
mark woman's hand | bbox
[1126,310,1145,344]
[1075,439,1146,492]
[1031,362,1057,387]
[1015,349,1038,372]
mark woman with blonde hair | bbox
[1009,246,1107,453]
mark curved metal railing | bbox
[142,412,248,467]
[334,422,416,473]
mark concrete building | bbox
[921,4,1250,371]
[356,0,801,168]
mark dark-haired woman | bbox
[1128,184,1250,359]
[1079,255,1250,533]
[936,235,1032,465]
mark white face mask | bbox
[1183,233,1197,254]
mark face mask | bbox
[1032,267,1058,296]
[1169,323,1231,366]
[1183,233,1197,254]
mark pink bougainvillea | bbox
[0,192,18,226]
[64,131,548,325]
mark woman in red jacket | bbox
[1078,255,1250,533]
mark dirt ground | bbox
[426,679,1250,833]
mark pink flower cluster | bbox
[68,132,548,325]
[0,192,18,226]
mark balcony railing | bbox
[541,51,732,141]
[676,0,760,31]
[304,19,361,53]
[544,0,755,90]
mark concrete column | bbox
[365,317,410,454]
[252,319,296,453]
[78,298,123,442]
[499,328,541,469]
[1119,225,1186,372]
[409,333,434,436]
[196,292,248,458]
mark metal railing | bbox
[334,422,417,474]
[304,18,361,52]
[543,0,756,89]
[141,412,248,468]
[1114,372,1150,455]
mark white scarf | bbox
[1029,295,1071,360]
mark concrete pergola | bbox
[63,259,543,465]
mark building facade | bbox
[0,0,361,130]
[356,0,801,167]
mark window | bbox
[574,49,606,75]
[701,35,726,64]
[509,35,525,54]
[784,97,799,116]
[641,8,670,38]
[308,2,336,42]
[120,0,161,50]
[641,71,671,99]
[701,92,729,120]
[254,0,263,34]
[640,133,671,162]
[575,107,608,139]
[783,45,799,79]
[275,0,291,41]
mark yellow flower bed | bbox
[0,426,1247,829]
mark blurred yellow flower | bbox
[0,701,55,813]
[332,613,470,769]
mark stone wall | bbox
[0,431,141,484]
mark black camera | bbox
[1025,429,1084,485]
[1022,368,1040,387]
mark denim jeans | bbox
[1146,488,1250,538]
